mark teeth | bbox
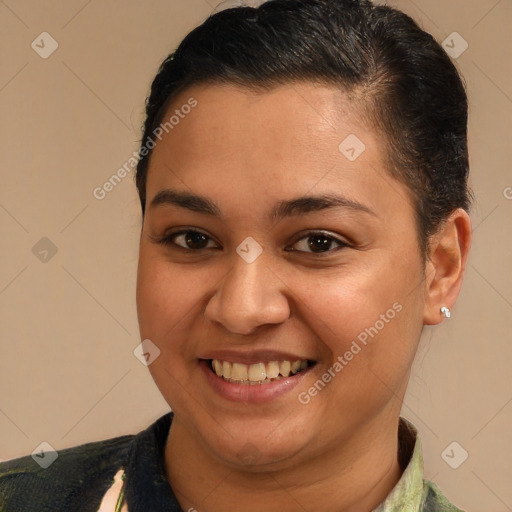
[210,359,309,383]
[213,359,222,377]
[222,360,232,379]
[249,362,266,381]
[290,360,301,374]
[279,360,291,377]
[231,363,247,381]
[266,361,280,379]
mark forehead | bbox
[156,82,364,161]
[145,82,413,222]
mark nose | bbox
[203,250,291,336]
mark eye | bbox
[287,231,349,254]
[157,229,219,251]
[155,229,349,255]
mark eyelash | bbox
[155,228,350,255]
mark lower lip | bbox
[199,360,312,404]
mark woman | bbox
[0,0,472,510]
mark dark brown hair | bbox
[135,0,472,258]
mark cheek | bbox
[135,248,206,409]
[290,258,422,391]
[287,262,408,349]
[136,248,201,343]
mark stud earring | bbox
[441,306,451,318]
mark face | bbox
[136,82,426,470]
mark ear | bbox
[423,208,472,325]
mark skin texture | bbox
[136,82,472,512]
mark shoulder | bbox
[422,479,465,512]
[0,434,134,512]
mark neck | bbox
[164,412,404,512]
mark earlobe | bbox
[422,208,472,325]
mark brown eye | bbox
[159,230,219,250]
[183,231,209,249]
[290,232,348,254]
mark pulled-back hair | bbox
[135,0,472,259]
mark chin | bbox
[192,411,311,470]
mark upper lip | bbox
[199,349,315,365]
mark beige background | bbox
[0,0,511,510]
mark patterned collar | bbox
[373,417,426,511]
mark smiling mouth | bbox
[209,359,315,385]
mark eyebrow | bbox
[149,188,377,221]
